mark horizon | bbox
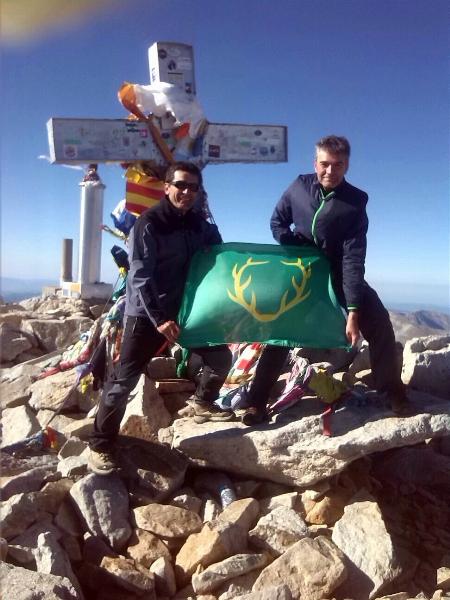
[1,274,449,316]
[1,0,449,311]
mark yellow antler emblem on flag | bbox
[227,257,312,322]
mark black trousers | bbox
[90,316,232,451]
[247,282,404,410]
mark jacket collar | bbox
[312,175,348,197]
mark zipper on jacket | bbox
[311,188,334,245]
[311,199,325,246]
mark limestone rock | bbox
[170,489,203,514]
[215,568,263,599]
[348,341,371,375]
[55,501,83,537]
[249,506,309,556]
[175,519,248,587]
[37,409,81,434]
[19,296,91,316]
[0,561,82,599]
[304,485,353,525]
[253,536,347,600]
[115,436,188,503]
[16,347,46,363]
[0,537,8,560]
[119,374,171,442]
[332,493,402,599]
[0,492,42,539]
[402,335,450,398]
[37,478,73,514]
[70,473,132,551]
[29,369,82,412]
[221,584,292,600]
[259,492,298,515]
[22,315,93,352]
[218,498,260,532]
[62,417,94,439]
[57,455,88,478]
[371,594,409,600]
[146,356,177,379]
[35,531,82,597]
[0,323,34,362]
[1,404,41,448]
[133,503,202,538]
[172,391,450,486]
[202,496,222,522]
[437,566,450,590]
[0,309,25,331]
[192,553,271,594]
[0,465,58,501]
[158,425,174,445]
[88,304,105,319]
[0,377,30,410]
[100,556,156,595]
[57,437,88,459]
[150,555,177,597]
[8,516,60,563]
[156,378,195,393]
[161,391,192,414]
[127,528,171,568]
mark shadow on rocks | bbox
[114,435,189,505]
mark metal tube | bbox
[60,238,73,282]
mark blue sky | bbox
[1,0,449,310]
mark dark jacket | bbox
[270,173,368,309]
[125,197,222,325]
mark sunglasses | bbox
[170,180,200,192]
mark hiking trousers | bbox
[90,316,232,451]
[248,282,404,410]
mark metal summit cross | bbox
[47,42,288,299]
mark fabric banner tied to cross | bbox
[177,242,348,348]
[125,164,165,215]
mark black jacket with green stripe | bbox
[125,197,222,326]
[270,173,369,310]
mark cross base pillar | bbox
[60,281,113,301]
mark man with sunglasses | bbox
[89,161,233,475]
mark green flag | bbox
[177,242,348,348]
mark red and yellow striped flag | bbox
[125,165,165,215]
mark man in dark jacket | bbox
[241,135,408,425]
[89,161,233,474]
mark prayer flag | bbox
[177,243,348,348]
[125,164,165,215]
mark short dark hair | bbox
[315,135,351,158]
[165,161,203,187]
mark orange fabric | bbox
[118,82,173,164]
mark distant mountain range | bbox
[389,309,450,345]
[0,277,58,302]
[1,277,449,345]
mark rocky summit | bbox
[1,295,450,600]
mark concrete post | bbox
[78,164,105,284]
[60,238,73,282]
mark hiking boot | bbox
[240,406,269,426]
[387,392,411,416]
[192,400,235,424]
[88,448,117,475]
